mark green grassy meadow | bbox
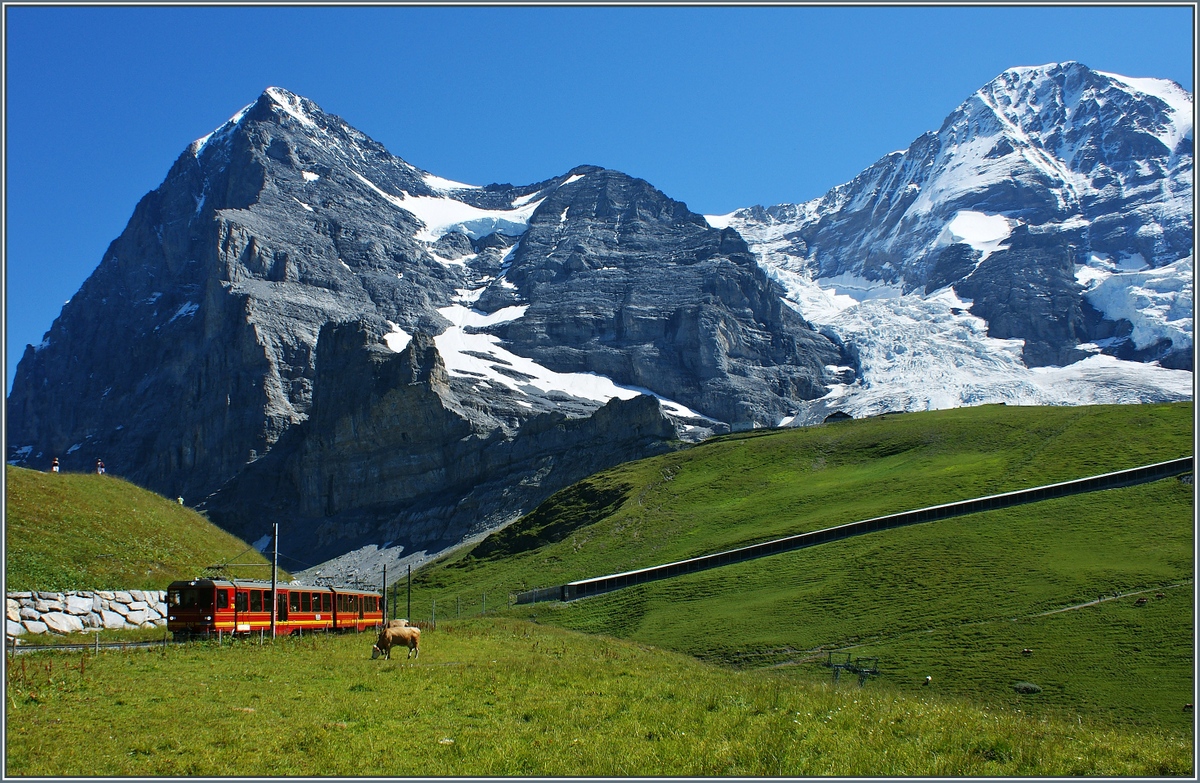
[5,621,1192,777]
[405,403,1194,732]
[4,402,1194,775]
[5,465,282,590]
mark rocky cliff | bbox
[7,87,845,578]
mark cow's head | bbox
[371,645,381,660]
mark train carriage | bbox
[166,578,383,639]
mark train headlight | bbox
[169,616,175,621]
[205,616,212,621]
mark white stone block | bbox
[82,613,103,629]
[101,610,125,630]
[97,591,115,601]
[125,610,148,626]
[7,619,25,637]
[22,620,48,635]
[19,608,39,621]
[6,604,20,623]
[42,612,84,634]
[129,590,145,602]
[109,602,130,617]
[128,601,149,611]
[66,595,94,615]
[114,591,133,604]
[35,599,63,613]
[37,591,62,601]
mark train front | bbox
[166,579,223,638]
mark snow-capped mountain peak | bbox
[724,61,1192,421]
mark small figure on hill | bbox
[923,676,932,686]
[50,457,59,473]
[95,458,105,475]
[177,496,184,505]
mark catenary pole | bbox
[407,564,411,621]
[270,522,278,639]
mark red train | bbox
[166,578,384,639]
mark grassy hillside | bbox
[5,622,1191,776]
[406,402,1194,730]
[5,466,283,590]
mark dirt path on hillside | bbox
[771,580,1193,668]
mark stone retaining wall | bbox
[6,590,168,639]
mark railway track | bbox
[7,639,181,655]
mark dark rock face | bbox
[481,167,842,425]
[199,322,679,568]
[6,87,844,573]
[953,228,1090,367]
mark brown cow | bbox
[372,625,420,660]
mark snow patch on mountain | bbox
[422,172,481,193]
[422,302,708,420]
[937,211,1013,261]
[190,102,254,156]
[1097,71,1194,151]
[383,321,411,353]
[352,171,544,242]
[1083,255,1193,353]
[788,286,1192,425]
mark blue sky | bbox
[4,4,1194,393]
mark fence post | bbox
[432,599,436,630]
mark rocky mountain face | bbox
[7,87,846,579]
[724,62,1192,372]
[7,65,1192,579]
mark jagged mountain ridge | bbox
[7,64,1192,580]
[7,86,845,578]
[717,61,1192,423]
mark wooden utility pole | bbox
[270,522,278,639]
[382,565,387,622]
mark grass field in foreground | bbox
[4,620,1192,777]
[403,403,1193,731]
[5,466,283,590]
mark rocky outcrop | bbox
[482,167,843,425]
[199,321,681,579]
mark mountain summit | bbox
[7,85,846,578]
[718,62,1191,420]
[7,65,1192,578]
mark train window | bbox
[250,591,262,612]
[217,590,229,609]
[368,596,376,612]
[236,591,248,612]
[289,592,300,612]
[168,589,211,609]
[301,592,311,612]
[322,593,332,612]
